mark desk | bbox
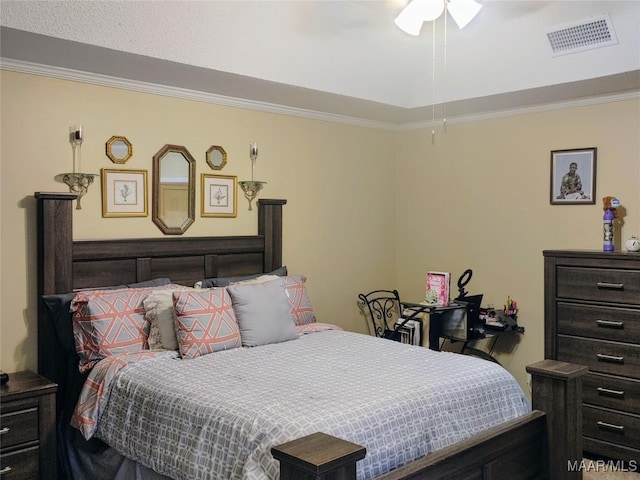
[402,302,524,364]
[401,301,469,351]
[455,325,525,364]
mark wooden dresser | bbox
[544,250,640,462]
[0,371,57,480]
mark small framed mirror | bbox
[206,145,227,170]
[152,144,196,235]
[106,136,133,164]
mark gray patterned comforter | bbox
[90,330,529,480]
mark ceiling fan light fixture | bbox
[447,0,482,29]
[395,0,445,35]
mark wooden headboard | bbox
[35,191,286,400]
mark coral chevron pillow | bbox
[172,289,241,359]
[71,288,155,373]
[282,275,317,325]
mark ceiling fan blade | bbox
[447,0,483,29]
[394,0,445,35]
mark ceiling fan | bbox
[394,0,483,35]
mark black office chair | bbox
[357,290,405,341]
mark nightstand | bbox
[0,370,57,480]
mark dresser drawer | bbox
[0,444,39,480]
[583,372,640,413]
[0,407,38,450]
[557,302,640,343]
[557,266,640,305]
[583,436,640,464]
[583,405,640,451]
[557,335,640,380]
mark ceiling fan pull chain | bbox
[443,5,448,134]
[432,19,437,144]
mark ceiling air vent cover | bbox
[546,14,618,56]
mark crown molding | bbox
[2,58,639,132]
[397,90,640,131]
[0,58,397,131]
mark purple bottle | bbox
[603,208,615,251]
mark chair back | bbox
[357,290,402,339]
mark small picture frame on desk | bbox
[425,271,451,306]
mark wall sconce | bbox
[61,125,97,209]
[238,142,266,211]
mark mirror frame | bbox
[206,145,227,170]
[152,144,196,235]
[106,135,133,164]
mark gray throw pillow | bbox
[195,266,287,288]
[227,278,298,347]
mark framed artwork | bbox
[101,168,148,217]
[201,174,237,217]
[550,147,597,205]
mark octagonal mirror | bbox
[106,136,133,164]
[206,145,227,170]
[152,144,195,235]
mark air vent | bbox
[546,14,618,56]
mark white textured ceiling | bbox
[1,0,639,126]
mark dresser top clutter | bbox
[543,249,640,464]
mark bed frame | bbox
[36,192,586,480]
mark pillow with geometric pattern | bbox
[71,287,158,373]
[172,288,242,359]
[282,275,317,326]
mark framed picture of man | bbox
[550,147,597,205]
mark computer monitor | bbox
[438,294,483,343]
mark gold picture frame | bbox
[201,174,237,218]
[101,168,148,217]
[206,145,227,170]
[105,136,133,164]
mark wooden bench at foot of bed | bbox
[273,360,589,480]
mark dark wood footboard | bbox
[274,360,589,480]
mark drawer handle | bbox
[596,421,625,433]
[0,466,11,475]
[596,282,624,290]
[0,427,9,435]
[596,320,624,329]
[596,353,624,364]
[597,387,625,398]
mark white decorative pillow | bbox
[227,278,298,347]
[172,288,242,359]
[231,274,280,286]
[144,286,195,350]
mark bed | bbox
[35,192,585,480]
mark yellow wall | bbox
[395,101,640,390]
[0,71,396,372]
[1,70,639,394]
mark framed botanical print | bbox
[550,147,597,205]
[201,174,237,217]
[101,168,148,217]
